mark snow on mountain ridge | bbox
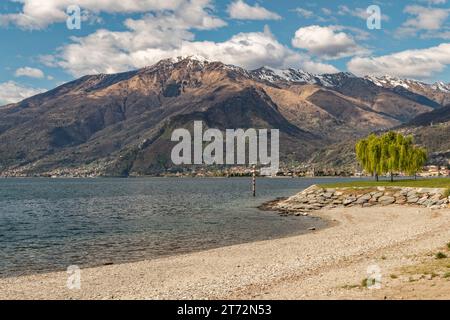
[431,81,450,93]
[250,66,319,84]
[146,57,449,94]
[365,75,450,93]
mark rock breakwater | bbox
[270,185,450,216]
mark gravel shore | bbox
[1,206,450,299]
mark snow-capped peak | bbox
[171,55,212,64]
[315,72,356,87]
[250,66,318,84]
[365,75,450,94]
[431,81,450,93]
[364,75,427,90]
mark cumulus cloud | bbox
[301,61,339,74]
[49,21,337,76]
[291,25,369,60]
[14,67,45,79]
[0,0,205,29]
[20,1,335,77]
[0,81,46,105]
[39,0,233,76]
[396,5,450,38]
[347,43,450,79]
[403,5,449,30]
[227,0,281,20]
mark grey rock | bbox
[343,197,357,205]
[400,189,410,196]
[407,197,419,203]
[417,196,428,205]
[406,190,417,198]
[356,194,371,204]
[378,196,395,205]
[425,200,438,207]
[372,192,384,199]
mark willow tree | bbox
[356,134,381,181]
[406,147,427,179]
[355,132,427,181]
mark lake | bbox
[0,177,356,277]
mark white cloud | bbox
[338,5,389,21]
[291,25,369,60]
[396,5,450,38]
[301,60,339,74]
[227,0,281,20]
[292,8,314,18]
[27,1,335,77]
[47,20,337,77]
[321,8,332,15]
[14,67,45,79]
[0,81,46,105]
[48,1,226,76]
[347,43,450,79]
[403,5,449,30]
[421,31,450,40]
[0,0,194,29]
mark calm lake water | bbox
[0,177,356,277]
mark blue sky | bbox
[0,0,449,104]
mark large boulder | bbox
[407,196,419,203]
[343,197,357,205]
[355,194,371,204]
[378,196,396,205]
[371,192,384,199]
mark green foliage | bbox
[355,132,427,181]
[444,188,450,198]
[436,252,448,259]
[319,178,450,189]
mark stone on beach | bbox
[378,196,396,205]
[355,194,371,204]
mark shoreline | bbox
[0,196,328,280]
[0,175,362,179]
[1,205,450,299]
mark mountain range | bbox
[0,56,449,176]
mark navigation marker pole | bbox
[252,165,256,197]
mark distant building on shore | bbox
[419,165,450,177]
